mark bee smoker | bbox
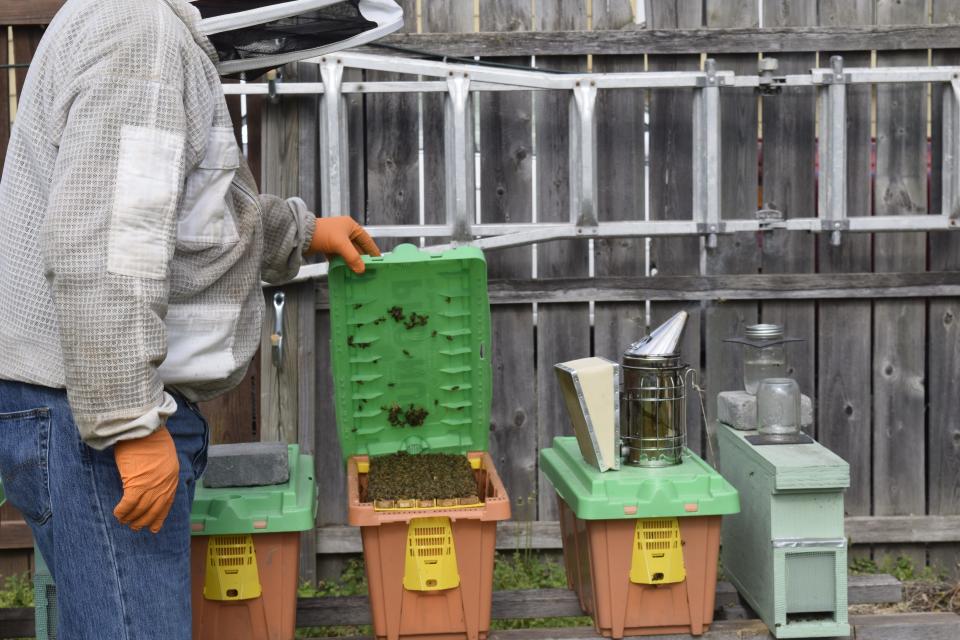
[620,311,692,467]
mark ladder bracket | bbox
[821,219,850,232]
[697,222,725,235]
[756,209,785,230]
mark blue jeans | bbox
[0,380,208,640]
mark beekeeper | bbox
[0,0,402,636]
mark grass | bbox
[0,573,32,608]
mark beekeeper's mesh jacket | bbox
[0,0,315,449]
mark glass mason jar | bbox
[756,378,801,436]
[742,324,787,395]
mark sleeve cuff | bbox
[287,197,317,256]
[80,392,179,450]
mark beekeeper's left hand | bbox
[307,216,381,274]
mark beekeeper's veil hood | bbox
[189,0,403,76]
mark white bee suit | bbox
[0,0,401,448]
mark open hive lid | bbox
[539,437,739,520]
[190,445,316,535]
[328,244,492,460]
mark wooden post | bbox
[479,0,538,522]
[816,0,875,566]
[532,0,589,522]
[702,0,761,463]
[927,0,960,581]
[873,0,928,570]
[758,1,816,412]
[646,0,705,455]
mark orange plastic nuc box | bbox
[557,498,722,638]
[348,451,511,640]
[190,532,301,640]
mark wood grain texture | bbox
[311,515,960,555]
[421,1,473,235]
[477,0,537,524]
[314,310,347,527]
[702,1,760,463]
[0,27,9,176]
[816,0,874,522]
[534,0,589,522]
[364,0,418,251]
[376,23,960,57]
[927,0,960,579]
[0,578,912,636]
[758,2,816,408]
[873,0,928,570]
[317,272,960,306]
[259,80,302,446]
[592,0,646,367]
[647,0,704,455]
[0,0,63,25]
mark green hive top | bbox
[540,437,740,520]
[328,244,492,461]
[190,445,316,535]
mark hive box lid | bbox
[539,437,739,520]
[328,244,492,461]
[718,424,850,491]
[190,445,316,535]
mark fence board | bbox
[702,0,760,463]
[593,0,646,366]
[873,0,928,570]
[364,0,418,251]
[0,27,9,175]
[534,0,589,522]
[478,0,537,521]
[758,2,816,415]
[647,0,704,455]
[926,0,960,579]
[422,1,472,238]
[378,23,960,57]
[815,0,874,542]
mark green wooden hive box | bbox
[718,418,851,638]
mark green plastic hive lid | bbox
[328,244,492,460]
[190,445,316,535]
[540,437,739,520]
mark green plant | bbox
[849,555,947,582]
[490,552,591,630]
[0,573,33,608]
[296,560,370,638]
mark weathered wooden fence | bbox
[1,0,960,586]
[255,0,960,582]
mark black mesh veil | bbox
[192,0,403,76]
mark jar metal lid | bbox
[745,323,784,339]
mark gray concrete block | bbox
[717,390,813,431]
[202,442,290,488]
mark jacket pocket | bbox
[0,408,52,524]
[158,303,242,385]
[178,127,241,247]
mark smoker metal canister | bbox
[620,352,688,467]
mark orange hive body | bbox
[190,532,301,640]
[349,451,511,640]
[557,498,722,638]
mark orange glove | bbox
[307,216,381,274]
[113,426,180,533]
